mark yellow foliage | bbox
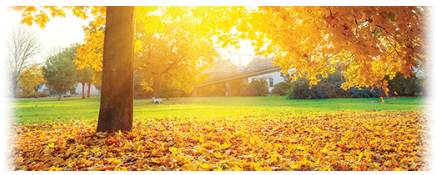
[18,65,45,94]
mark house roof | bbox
[246,57,275,69]
[213,59,238,70]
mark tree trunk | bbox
[97,6,135,132]
[226,81,230,97]
[82,82,85,99]
[153,74,161,98]
[191,86,197,97]
[87,82,91,98]
[12,75,18,98]
[58,93,61,101]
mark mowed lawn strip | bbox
[10,96,425,125]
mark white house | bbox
[248,72,287,92]
[36,82,50,94]
[246,57,293,92]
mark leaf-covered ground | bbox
[10,110,428,171]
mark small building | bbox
[36,82,50,94]
[246,57,290,92]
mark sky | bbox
[3,9,90,65]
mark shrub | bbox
[271,80,291,96]
[347,87,381,98]
[26,91,38,98]
[37,91,48,97]
[286,79,311,99]
[388,72,423,96]
[228,79,249,96]
[241,79,269,96]
[287,72,383,99]
[197,83,226,97]
[16,91,28,98]
[287,74,342,99]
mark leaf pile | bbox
[10,111,428,171]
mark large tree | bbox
[74,7,217,99]
[192,6,428,102]
[96,7,135,132]
[42,44,80,101]
[135,7,218,98]
[6,23,41,98]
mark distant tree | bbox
[17,64,46,95]
[6,24,41,98]
[42,44,80,101]
[135,7,218,98]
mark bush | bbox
[348,87,381,98]
[26,91,38,98]
[228,79,249,96]
[197,83,226,97]
[241,79,269,96]
[271,80,291,96]
[37,91,48,97]
[286,79,311,99]
[287,72,383,99]
[16,91,28,98]
[388,72,423,96]
[287,73,343,99]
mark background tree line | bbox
[185,70,424,99]
[278,71,424,99]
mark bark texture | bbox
[87,83,91,98]
[82,82,85,99]
[97,6,135,132]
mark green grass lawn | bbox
[9,96,426,125]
